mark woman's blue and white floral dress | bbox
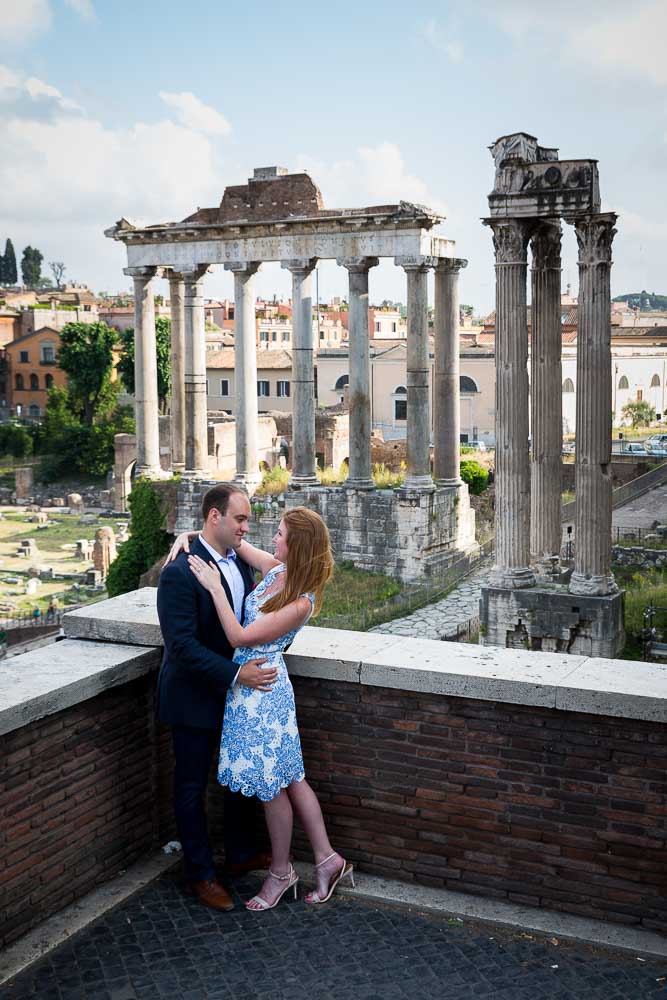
[217,564,313,801]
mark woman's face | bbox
[272,519,289,563]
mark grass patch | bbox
[0,513,120,548]
[318,560,402,620]
[619,564,667,659]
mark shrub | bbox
[255,465,290,496]
[372,461,406,489]
[460,459,489,495]
[0,422,34,460]
[106,479,172,597]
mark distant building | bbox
[4,326,65,417]
[205,348,293,415]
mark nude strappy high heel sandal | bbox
[305,853,354,904]
[245,866,299,911]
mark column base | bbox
[399,476,435,493]
[233,472,263,495]
[171,462,185,474]
[181,469,210,481]
[289,474,320,490]
[532,555,567,584]
[344,478,375,491]
[569,571,618,597]
[135,465,166,480]
[434,477,463,489]
[488,566,536,589]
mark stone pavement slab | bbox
[3,868,665,1000]
[370,568,489,640]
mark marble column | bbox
[338,256,378,489]
[281,258,318,488]
[433,258,467,486]
[168,271,186,472]
[570,214,618,596]
[530,221,563,577]
[182,266,209,478]
[225,261,262,491]
[124,266,161,478]
[485,219,535,588]
[396,256,437,491]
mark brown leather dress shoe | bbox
[190,879,234,911]
[224,852,272,876]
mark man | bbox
[157,483,276,911]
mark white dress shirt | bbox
[198,534,248,687]
[198,534,245,623]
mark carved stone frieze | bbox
[574,214,617,266]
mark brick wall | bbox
[0,674,174,950]
[285,677,667,933]
[3,666,666,948]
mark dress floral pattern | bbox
[217,564,313,801]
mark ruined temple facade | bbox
[106,167,477,580]
[479,133,624,657]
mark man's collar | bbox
[198,533,236,563]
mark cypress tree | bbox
[4,240,17,285]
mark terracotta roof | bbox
[206,348,293,370]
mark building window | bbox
[40,342,56,363]
[206,378,209,394]
[45,374,54,390]
[277,380,290,398]
[393,385,407,422]
[271,331,277,342]
[334,374,349,391]
[259,331,269,343]
[374,321,381,332]
[637,389,643,401]
[220,379,229,396]
[257,380,270,397]
[282,331,290,342]
[651,374,661,387]
[618,375,629,389]
[19,350,29,363]
[460,375,479,393]
[28,404,40,418]
[319,330,325,340]
[30,373,39,390]
[15,374,24,390]
[562,378,575,393]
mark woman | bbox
[169,507,353,911]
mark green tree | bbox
[106,479,171,597]
[4,240,17,284]
[57,321,118,426]
[117,316,172,412]
[39,386,134,480]
[460,459,489,495]
[20,246,43,287]
[621,399,656,428]
[49,261,66,289]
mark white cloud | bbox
[0,64,83,117]
[64,0,95,20]
[0,0,51,43]
[297,143,448,217]
[159,91,232,136]
[417,18,463,63]
[0,68,233,291]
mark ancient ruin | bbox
[479,133,624,656]
[106,167,477,578]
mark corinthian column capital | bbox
[485,218,533,265]
[530,221,562,270]
[574,213,618,266]
[336,256,379,273]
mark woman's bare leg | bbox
[286,779,345,900]
[245,790,295,910]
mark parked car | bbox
[623,443,647,455]
[645,434,667,455]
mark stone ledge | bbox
[0,639,161,736]
[57,588,667,723]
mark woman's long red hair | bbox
[261,506,334,618]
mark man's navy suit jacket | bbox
[156,536,255,730]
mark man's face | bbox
[209,492,251,552]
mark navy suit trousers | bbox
[172,725,259,882]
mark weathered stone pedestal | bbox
[479,583,625,658]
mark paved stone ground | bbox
[4,870,666,1000]
[612,482,667,530]
[369,568,489,640]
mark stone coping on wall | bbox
[50,588,667,723]
[0,638,161,736]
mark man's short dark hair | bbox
[201,483,247,521]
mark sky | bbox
[1,0,666,313]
